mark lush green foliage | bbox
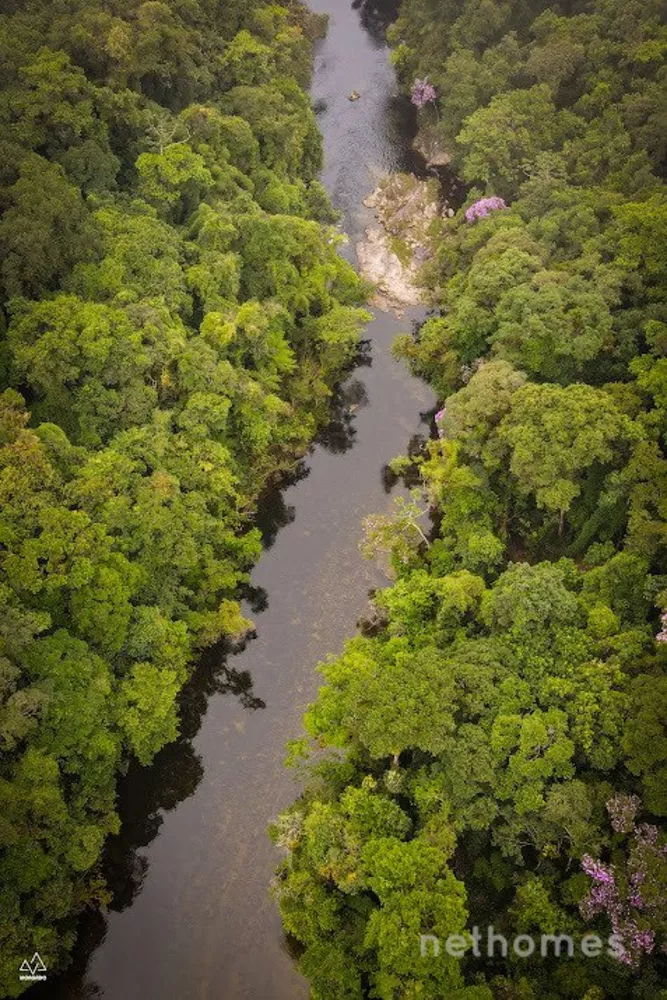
[0,0,370,993]
[273,1,667,996]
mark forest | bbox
[0,0,371,994]
[272,1,667,998]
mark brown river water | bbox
[30,1,456,996]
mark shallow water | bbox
[32,2,439,997]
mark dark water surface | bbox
[34,2,437,997]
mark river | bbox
[33,2,438,997]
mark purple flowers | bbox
[435,407,446,438]
[411,78,437,109]
[656,610,667,642]
[465,196,508,223]
[582,855,615,885]
[580,798,666,966]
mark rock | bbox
[348,90,360,101]
[413,245,432,263]
[412,127,451,168]
[446,207,455,218]
[356,172,445,314]
[356,226,425,314]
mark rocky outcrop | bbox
[356,227,424,313]
[356,173,443,314]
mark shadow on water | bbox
[380,426,433,493]
[352,0,401,45]
[315,378,369,454]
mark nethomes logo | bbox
[419,928,625,961]
[19,952,47,982]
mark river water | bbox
[33,2,438,997]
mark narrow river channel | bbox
[34,2,437,997]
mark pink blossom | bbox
[411,78,437,108]
[465,196,508,223]
[582,854,615,885]
[580,804,666,966]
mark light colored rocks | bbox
[356,172,444,314]
[356,227,424,314]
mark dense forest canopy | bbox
[0,0,371,994]
[273,1,667,998]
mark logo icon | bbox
[19,953,47,982]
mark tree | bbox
[305,640,459,762]
[457,85,579,197]
[498,383,639,533]
[491,272,614,384]
[136,142,214,222]
[0,154,100,299]
[8,295,156,446]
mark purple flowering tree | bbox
[656,609,667,643]
[465,196,508,223]
[580,796,667,966]
[411,78,437,116]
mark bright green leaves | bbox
[11,49,96,152]
[220,30,275,88]
[307,639,458,760]
[0,47,119,194]
[363,838,468,999]
[622,675,667,816]
[481,562,581,635]
[283,545,662,993]
[378,569,485,644]
[498,382,639,531]
[221,80,322,181]
[235,212,358,311]
[300,781,412,892]
[216,300,297,388]
[420,365,646,564]
[116,662,180,765]
[24,632,119,799]
[491,709,576,816]
[439,360,526,468]
[0,585,49,754]
[309,304,372,376]
[458,85,580,197]
[273,778,468,1000]
[71,204,190,314]
[8,295,156,446]
[136,142,215,221]
[491,273,614,384]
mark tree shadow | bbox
[252,459,310,548]
[316,377,369,454]
[352,0,402,47]
[380,428,433,493]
